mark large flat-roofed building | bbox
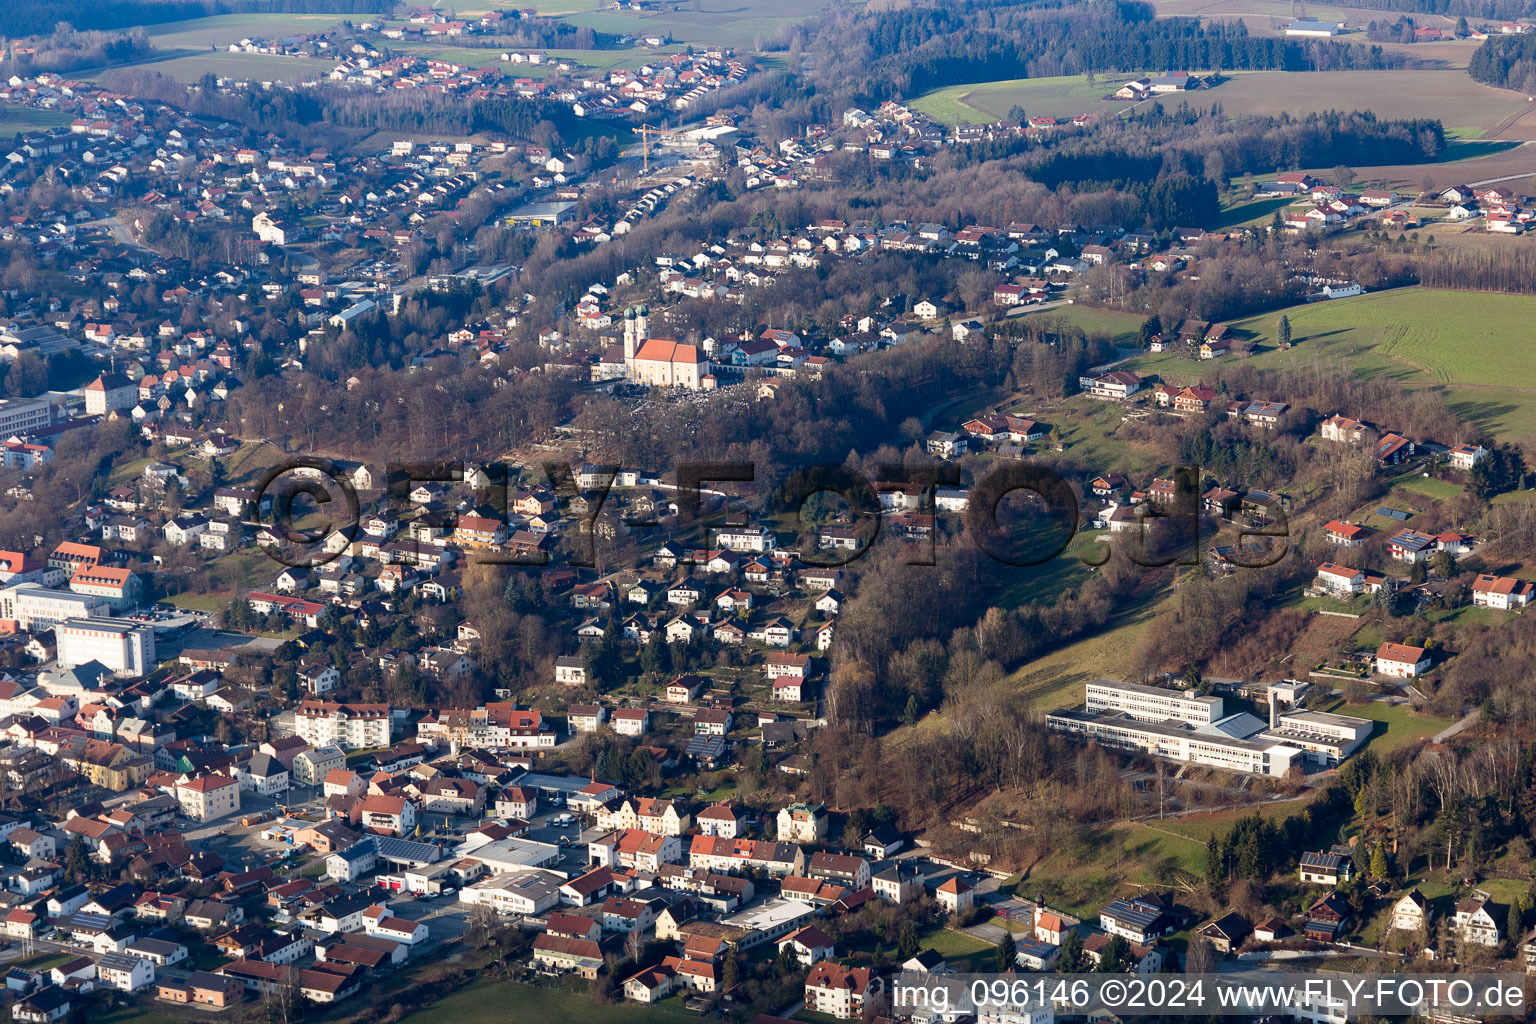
[1085,678,1225,726]
[465,836,562,874]
[0,584,108,631]
[56,617,156,675]
[0,397,51,436]
[459,870,565,916]
[1285,18,1343,35]
[1046,707,1301,777]
[719,897,817,949]
[1259,709,1373,767]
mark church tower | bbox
[623,306,637,369]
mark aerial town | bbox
[2,0,1536,1023]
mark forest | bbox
[1469,31,1536,91]
[796,0,1403,107]
[0,25,152,75]
[1357,0,1536,13]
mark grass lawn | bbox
[107,455,153,487]
[1212,195,1294,230]
[1392,476,1465,501]
[1125,287,1536,443]
[1294,594,1372,616]
[1317,698,1457,755]
[923,928,998,969]
[1150,797,1310,845]
[1004,595,1169,713]
[1040,395,1165,478]
[1031,304,1146,346]
[87,1005,182,1024]
[12,952,75,971]
[1006,813,1271,918]
[165,592,231,613]
[0,107,72,129]
[394,978,698,1024]
[1474,877,1529,906]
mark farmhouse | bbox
[1375,641,1430,678]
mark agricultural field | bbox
[558,0,841,48]
[911,74,1146,125]
[1125,287,1536,442]
[146,13,354,49]
[1151,0,1463,39]
[81,50,330,84]
[1150,70,1536,141]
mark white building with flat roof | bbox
[56,617,156,675]
[1047,707,1301,777]
[1085,678,1225,726]
[1259,709,1373,767]
[459,870,565,916]
[0,397,51,435]
[0,585,108,631]
[464,836,562,874]
[720,897,816,949]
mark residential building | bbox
[176,775,241,822]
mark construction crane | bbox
[636,124,669,175]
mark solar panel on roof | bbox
[1104,899,1161,929]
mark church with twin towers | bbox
[621,305,711,390]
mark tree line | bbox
[797,0,1403,107]
[1469,32,1536,91]
[0,24,152,75]
[0,0,385,38]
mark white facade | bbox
[55,617,156,675]
[0,585,106,631]
[176,775,241,822]
[1085,678,1224,725]
[294,702,391,750]
[0,397,50,436]
[1048,708,1300,777]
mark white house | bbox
[1449,443,1488,470]
[1472,574,1535,610]
[95,953,154,992]
[1391,889,1431,933]
[1375,642,1430,678]
[1453,895,1501,947]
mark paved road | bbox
[79,216,156,254]
[1004,298,1073,319]
[1432,706,1479,743]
